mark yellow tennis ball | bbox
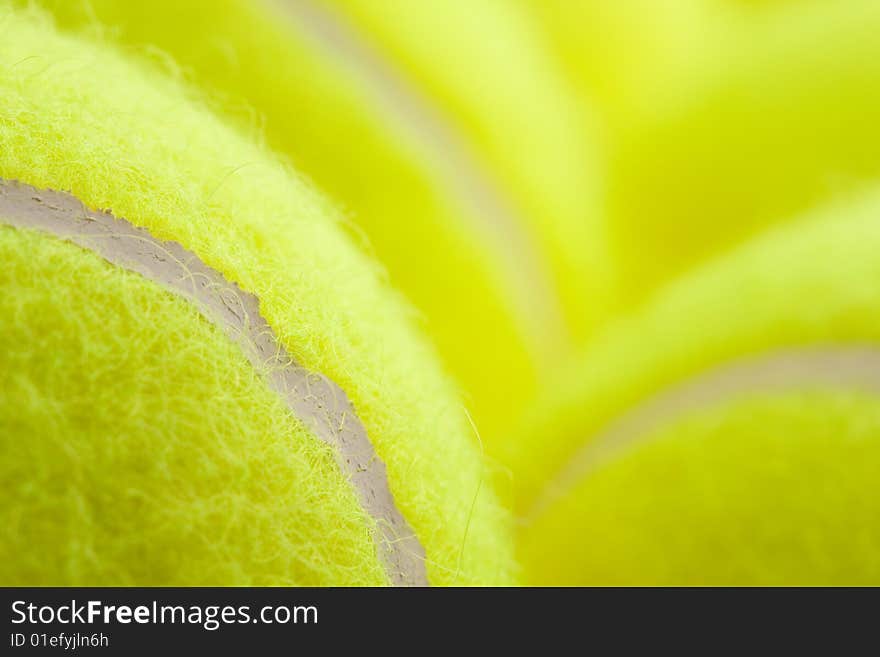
[321,0,608,334]
[505,190,880,585]
[605,0,880,312]
[528,0,725,123]
[31,0,606,447]
[0,5,514,586]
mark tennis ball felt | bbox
[604,0,880,312]
[505,190,880,585]
[0,5,515,586]
[31,0,605,447]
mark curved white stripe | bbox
[527,347,880,524]
[0,179,428,586]
[270,0,570,354]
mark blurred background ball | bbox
[508,191,880,584]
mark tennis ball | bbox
[605,0,880,312]
[505,190,880,585]
[31,0,605,447]
[528,0,727,125]
[319,0,608,334]
[0,5,515,586]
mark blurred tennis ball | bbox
[529,0,727,124]
[505,190,880,584]
[605,0,880,312]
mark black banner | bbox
[1,587,873,653]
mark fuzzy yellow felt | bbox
[0,5,515,586]
[30,0,605,445]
